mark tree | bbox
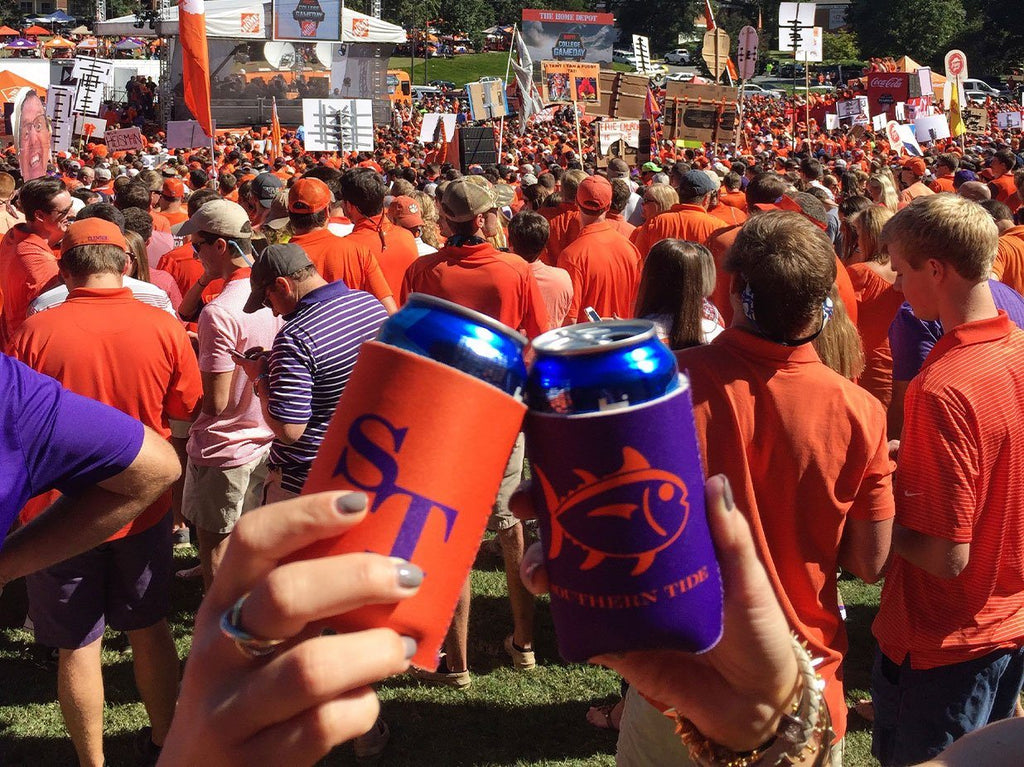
[823,30,860,62]
[847,0,966,68]
[611,0,699,54]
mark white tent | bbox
[94,1,406,44]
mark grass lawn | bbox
[389,52,632,87]
[0,539,886,766]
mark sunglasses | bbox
[49,202,74,221]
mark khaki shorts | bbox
[263,466,300,506]
[487,432,526,532]
[182,453,270,534]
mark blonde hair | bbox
[880,193,998,280]
[812,285,864,380]
[645,183,679,215]
[411,190,441,249]
[849,206,893,264]
[867,173,899,213]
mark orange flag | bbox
[269,97,283,161]
[179,0,214,139]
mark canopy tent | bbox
[0,25,19,36]
[22,25,51,35]
[114,37,144,50]
[30,10,75,24]
[43,35,76,48]
[5,37,38,49]
[95,0,405,43]
[76,36,99,49]
[69,25,91,35]
[0,70,47,102]
[894,55,947,88]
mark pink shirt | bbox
[187,277,283,467]
[529,259,574,328]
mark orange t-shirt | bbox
[874,312,1024,669]
[631,204,725,260]
[705,224,741,325]
[847,263,902,408]
[835,257,859,328]
[709,202,747,226]
[989,173,1020,212]
[992,225,1024,294]
[150,209,173,233]
[345,214,418,301]
[401,241,549,338]
[930,174,955,194]
[161,208,189,227]
[8,287,202,540]
[290,228,392,302]
[606,211,636,239]
[719,190,748,211]
[557,220,640,324]
[546,203,580,263]
[0,224,59,341]
[157,242,206,298]
[678,328,895,739]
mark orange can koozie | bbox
[295,340,526,668]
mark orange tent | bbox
[23,25,51,35]
[0,25,19,36]
[0,70,47,103]
[43,35,76,48]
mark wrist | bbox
[197,275,211,288]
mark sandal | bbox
[586,699,623,731]
[175,565,202,580]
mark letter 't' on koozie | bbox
[526,380,723,663]
[296,341,526,668]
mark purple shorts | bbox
[26,514,173,649]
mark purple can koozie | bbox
[525,378,724,663]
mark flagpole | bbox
[574,100,584,162]
[497,25,516,162]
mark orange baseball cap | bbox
[576,174,612,213]
[388,195,424,228]
[162,178,185,199]
[288,177,332,214]
[61,218,129,255]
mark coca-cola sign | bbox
[867,72,910,121]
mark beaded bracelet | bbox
[672,633,834,767]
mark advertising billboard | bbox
[521,9,616,68]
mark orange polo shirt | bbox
[289,228,392,302]
[678,328,895,739]
[345,214,418,301]
[708,202,747,226]
[992,225,1024,295]
[847,263,902,408]
[719,190,748,211]
[557,220,640,324]
[874,312,1024,670]
[546,202,580,263]
[930,174,955,193]
[631,203,725,260]
[989,173,1020,212]
[0,224,59,342]
[8,287,202,540]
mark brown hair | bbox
[60,243,127,278]
[725,211,836,343]
[812,285,864,380]
[411,191,441,249]
[849,205,893,264]
[124,230,151,282]
[635,239,716,350]
[508,210,550,262]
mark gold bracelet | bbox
[673,633,834,767]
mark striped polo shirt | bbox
[266,280,388,493]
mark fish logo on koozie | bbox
[535,446,690,576]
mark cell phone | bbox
[584,306,602,323]
[228,349,248,361]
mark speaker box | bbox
[458,126,498,171]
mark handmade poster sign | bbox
[996,111,1022,130]
[71,57,112,117]
[45,85,76,155]
[105,127,145,152]
[466,80,510,121]
[301,98,374,152]
[663,82,738,143]
[418,113,457,144]
[167,120,217,149]
[542,61,601,104]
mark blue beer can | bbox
[377,293,528,397]
[526,321,680,413]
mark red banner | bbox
[866,72,910,121]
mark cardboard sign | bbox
[167,119,215,149]
[631,34,652,75]
[778,2,816,53]
[45,85,76,155]
[824,113,839,130]
[74,115,106,139]
[595,71,649,119]
[886,120,904,155]
[866,72,910,120]
[301,98,374,152]
[418,113,457,144]
[542,61,602,104]
[944,49,968,81]
[795,26,823,63]
[871,112,887,131]
[465,80,509,121]
[997,111,1022,130]
[737,26,758,81]
[663,82,738,143]
[71,57,112,117]
[701,29,730,79]
[914,115,950,142]
[917,67,934,97]
[896,123,922,156]
[837,99,863,119]
[597,119,641,154]
[105,127,144,153]
[965,106,988,133]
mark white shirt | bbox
[29,276,176,317]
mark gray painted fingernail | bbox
[720,475,735,511]
[396,562,424,589]
[336,493,368,514]
[401,636,417,660]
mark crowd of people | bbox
[0,75,1023,767]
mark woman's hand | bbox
[158,492,420,766]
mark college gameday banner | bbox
[866,72,910,121]
[521,9,616,68]
[273,0,343,42]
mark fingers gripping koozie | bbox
[296,341,526,668]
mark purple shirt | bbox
[0,354,144,543]
[889,280,1024,381]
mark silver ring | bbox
[219,593,288,659]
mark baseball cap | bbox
[162,178,185,199]
[641,161,663,173]
[493,183,516,208]
[679,169,719,198]
[252,172,284,209]
[178,199,254,239]
[243,243,314,313]
[954,169,979,185]
[607,158,630,179]
[901,156,927,176]
[387,195,424,228]
[521,173,539,186]
[95,167,112,181]
[265,190,291,231]
[61,218,129,255]
[441,180,497,223]
[576,174,613,213]
[288,177,332,214]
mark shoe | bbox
[172,527,191,548]
[175,565,202,580]
[504,635,536,670]
[353,717,390,760]
[411,655,471,689]
[135,726,162,767]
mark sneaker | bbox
[504,635,536,671]
[353,717,390,761]
[172,527,191,548]
[411,656,471,689]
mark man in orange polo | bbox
[992,208,1024,294]
[987,149,1020,212]
[897,156,935,205]
[339,168,418,300]
[286,176,396,313]
[157,178,188,227]
[0,177,68,342]
[872,193,1024,766]
[631,169,725,260]
[930,153,959,193]
[558,174,640,324]
[544,169,586,263]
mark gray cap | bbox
[679,169,719,198]
[607,157,630,179]
[252,172,284,209]
[178,199,254,239]
[243,243,314,313]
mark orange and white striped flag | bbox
[269,97,283,161]
[179,0,214,139]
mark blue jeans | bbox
[871,645,1024,766]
